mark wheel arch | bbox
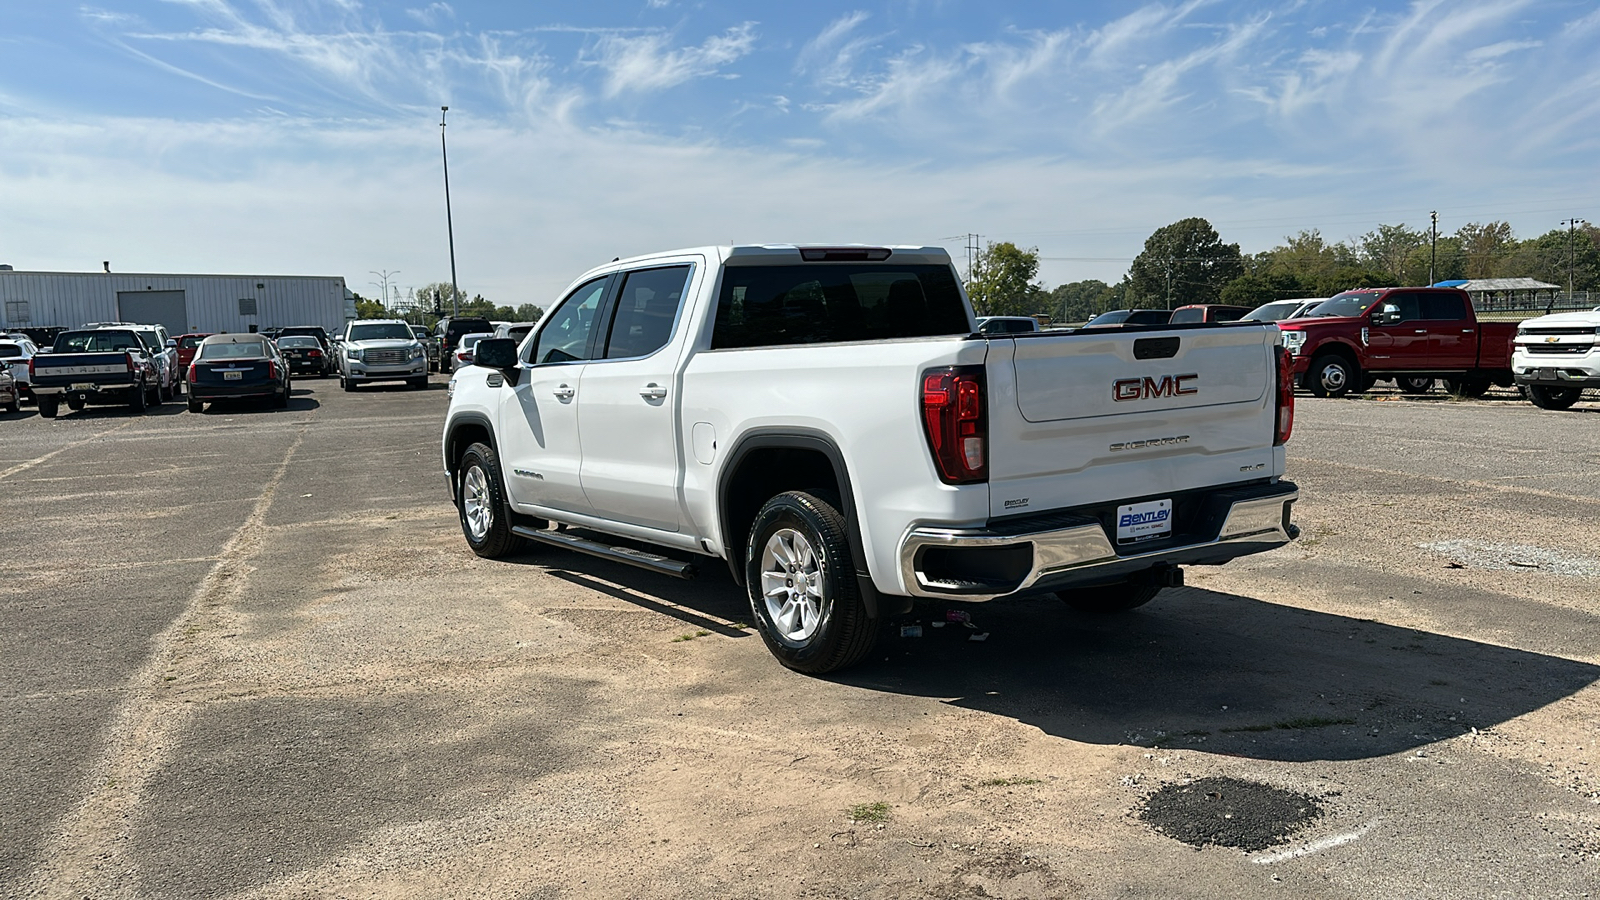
[716,429,882,613]
[443,413,496,488]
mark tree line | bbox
[352,281,544,327]
[967,218,1600,323]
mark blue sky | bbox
[2,0,1597,307]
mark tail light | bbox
[28,357,36,379]
[125,352,137,372]
[268,361,279,380]
[308,349,322,358]
[1275,345,1295,446]
[921,366,987,484]
[187,363,197,382]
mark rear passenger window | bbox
[712,264,969,349]
[1421,293,1467,320]
[603,266,691,359]
[530,277,609,364]
[1169,308,1203,324]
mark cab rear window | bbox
[712,264,969,349]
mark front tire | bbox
[341,374,356,392]
[408,375,428,389]
[1526,384,1582,410]
[456,442,526,558]
[746,491,878,675]
[1057,580,1163,613]
[1305,353,1356,398]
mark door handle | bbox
[1413,329,1428,334]
[639,383,668,400]
[552,384,575,400]
[1462,329,1474,334]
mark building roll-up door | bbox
[117,291,188,334]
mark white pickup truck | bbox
[1512,307,1600,409]
[443,245,1299,673]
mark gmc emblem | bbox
[1114,374,1198,401]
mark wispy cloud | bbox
[588,23,758,98]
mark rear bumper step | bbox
[899,480,1297,600]
[511,525,698,579]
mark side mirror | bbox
[165,338,177,348]
[1376,303,1401,325]
[474,338,519,374]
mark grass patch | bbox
[671,630,711,642]
[848,802,891,824]
[1222,717,1355,734]
[978,777,1042,787]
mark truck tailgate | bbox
[987,325,1282,520]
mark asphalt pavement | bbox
[1,378,1596,899]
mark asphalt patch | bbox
[1138,776,1322,851]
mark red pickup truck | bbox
[1278,287,1518,398]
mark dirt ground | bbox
[3,381,1598,899]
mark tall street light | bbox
[440,106,460,318]
[1561,218,1588,299]
[370,269,399,315]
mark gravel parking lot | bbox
[3,379,1598,899]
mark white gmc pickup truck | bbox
[443,245,1299,673]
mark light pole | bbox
[370,269,399,316]
[440,106,460,318]
[1561,218,1588,300]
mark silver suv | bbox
[337,319,428,391]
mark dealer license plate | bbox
[71,383,96,391]
[1116,498,1172,544]
[223,371,243,380]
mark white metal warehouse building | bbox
[0,267,356,336]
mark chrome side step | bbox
[511,525,698,580]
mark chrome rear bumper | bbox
[899,482,1298,601]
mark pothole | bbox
[1419,539,1600,577]
[1138,776,1323,851]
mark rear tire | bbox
[1057,580,1163,613]
[39,396,59,418]
[1526,384,1582,410]
[274,379,290,408]
[1305,353,1356,398]
[129,379,148,412]
[1398,376,1434,394]
[188,398,204,413]
[67,396,85,411]
[746,491,878,674]
[457,442,527,559]
[5,399,18,414]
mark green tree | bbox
[1047,279,1117,323]
[1455,221,1517,279]
[512,303,545,322]
[1126,217,1245,308]
[416,282,467,315]
[966,241,1042,316]
[351,291,388,319]
[1359,224,1426,281]
[1403,236,1464,286]
[1501,226,1600,293]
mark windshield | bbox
[1307,291,1382,318]
[54,330,143,353]
[1084,310,1130,327]
[347,324,415,342]
[1242,301,1294,321]
[198,341,270,360]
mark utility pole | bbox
[1561,218,1588,299]
[440,106,460,318]
[1429,211,1438,286]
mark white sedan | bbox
[450,332,493,373]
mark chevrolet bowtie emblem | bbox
[1546,336,1560,343]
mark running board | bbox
[512,525,698,580]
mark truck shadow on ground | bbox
[515,548,1599,763]
[839,587,1600,762]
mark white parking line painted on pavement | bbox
[0,420,137,480]
[1251,818,1382,865]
